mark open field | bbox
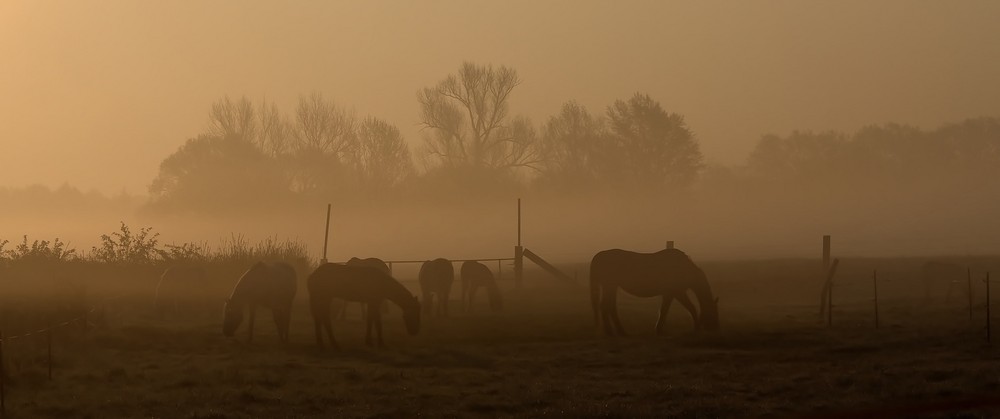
[3,258,1000,418]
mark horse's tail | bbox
[590,269,601,325]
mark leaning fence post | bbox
[873,269,880,329]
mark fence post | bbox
[822,235,831,271]
[666,241,674,249]
[497,259,502,281]
[321,203,331,264]
[514,198,523,289]
[873,269,879,329]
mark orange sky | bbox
[2,1,998,195]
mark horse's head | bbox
[700,296,720,331]
[222,298,243,337]
[402,295,421,335]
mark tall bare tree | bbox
[208,96,257,142]
[417,62,539,172]
[350,117,414,192]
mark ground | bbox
[4,259,1000,418]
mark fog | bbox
[2,2,1000,262]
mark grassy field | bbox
[3,259,1000,418]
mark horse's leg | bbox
[313,308,324,349]
[608,290,626,336]
[469,283,479,313]
[365,302,375,347]
[423,292,433,316]
[655,296,674,336]
[600,288,619,336]
[324,313,339,351]
[373,302,384,348]
[675,292,699,331]
[247,303,256,343]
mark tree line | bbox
[8,61,998,214]
[144,62,705,212]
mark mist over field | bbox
[3,1,1000,417]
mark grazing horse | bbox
[308,263,420,349]
[222,262,297,343]
[419,258,455,317]
[920,261,968,304]
[155,265,206,318]
[590,248,720,336]
[461,260,502,313]
[342,257,391,318]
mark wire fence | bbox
[0,292,125,414]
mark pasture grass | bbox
[3,263,1000,418]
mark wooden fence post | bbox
[873,270,880,329]
[822,235,831,271]
[514,198,523,289]
[321,203,331,264]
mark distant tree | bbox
[287,92,357,195]
[417,62,540,175]
[604,93,703,189]
[537,101,608,189]
[745,130,848,184]
[148,134,289,211]
[207,96,257,142]
[349,117,414,193]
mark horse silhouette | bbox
[461,260,502,313]
[155,265,206,318]
[419,258,455,317]
[920,261,968,304]
[307,263,420,349]
[590,248,720,336]
[342,257,391,318]
[222,262,297,343]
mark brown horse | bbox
[461,260,502,313]
[342,257,391,318]
[419,258,454,317]
[222,262,297,343]
[308,263,420,349]
[590,248,719,336]
[155,265,207,318]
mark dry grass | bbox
[3,259,1000,418]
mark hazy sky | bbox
[2,1,998,195]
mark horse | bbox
[222,262,297,343]
[419,258,455,317]
[341,257,391,318]
[154,265,207,318]
[461,260,502,313]
[307,263,420,350]
[920,261,968,305]
[590,248,720,336]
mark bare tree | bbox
[292,92,356,156]
[417,62,539,172]
[538,101,608,188]
[257,99,292,157]
[208,96,257,142]
[350,117,414,192]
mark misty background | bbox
[2,1,1000,262]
